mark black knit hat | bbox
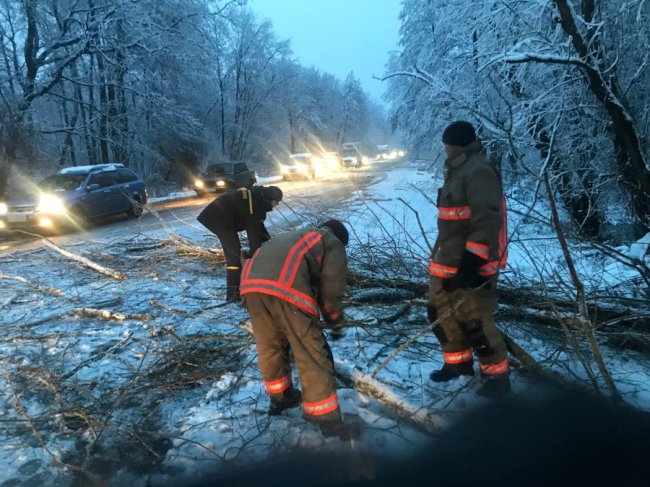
[319,219,349,246]
[442,121,477,147]
[262,185,283,203]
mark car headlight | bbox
[0,202,7,215]
[216,180,225,187]
[194,180,205,188]
[37,194,66,214]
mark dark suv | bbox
[193,162,257,197]
[0,163,147,231]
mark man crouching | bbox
[241,219,360,440]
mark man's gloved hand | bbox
[241,248,253,260]
[443,250,488,291]
[323,314,345,340]
[329,321,345,340]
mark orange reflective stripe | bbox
[264,374,291,394]
[278,231,322,286]
[240,278,320,316]
[478,261,500,277]
[466,241,489,260]
[443,349,473,364]
[303,393,339,416]
[480,359,509,375]
[429,261,458,278]
[438,205,471,220]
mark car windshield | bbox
[289,156,310,165]
[342,148,357,157]
[204,164,234,176]
[38,174,86,192]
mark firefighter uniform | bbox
[197,186,281,302]
[428,138,509,392]
[241,224,348,428]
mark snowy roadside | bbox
[0,160,648,486]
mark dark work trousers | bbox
[244,293,341,423]
[428,277,508,372]
[201,218,242,301]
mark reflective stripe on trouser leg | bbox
[264,374,292,395]
[303,393,339,417]
[480,359,509,376]
[429,279,471,356]
[258,296,339,420]
[443,349,473,364]
[454,284,508,366]
[245,294,292,395]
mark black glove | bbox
[241,248,253,259]
[329,321,345,340]
[442,250,488,291]
[427,304,438,325]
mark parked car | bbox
[193,162,256,197]
[0,163,147,232]
[280,153,318,180]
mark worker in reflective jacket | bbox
[241,219,360,440]
[197,185,282,302]
[428,121,510,398]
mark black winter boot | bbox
[317,416,362,440]
[430,361,475,382]
[268,387,302,416]
[477,372,511,398]
[225,268,241,302]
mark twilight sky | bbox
[249,0,402,105]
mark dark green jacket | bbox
[429,141,508,278]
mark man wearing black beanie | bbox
[427,121,510,398]
[197,185,282,302]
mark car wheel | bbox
[71,206,91,229]
[128,195,144,218]
[195,190,205,198]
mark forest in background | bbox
[385,0,650,243]
[0,0,392,196]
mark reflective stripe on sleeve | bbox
[438,206,471,220]
[480,359,509,375]
[264,374,292,394]
[443,349,473,364]
[429,261,458,278]
[466,241,489,260]
[303,393,339,417]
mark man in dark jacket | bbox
[428,121,510,398]
[241,219,360,440]
[197,185,283,302]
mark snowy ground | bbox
[0,159,648,486]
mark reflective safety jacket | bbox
[429,141,508,279]
[240,227,347,320]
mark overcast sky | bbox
[249,0,402,105]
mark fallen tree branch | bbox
[70,308,151,322]
[41,239,128,281]
[0,272,64,296]
[335,361,447,434]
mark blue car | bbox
[0,163,148,232]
